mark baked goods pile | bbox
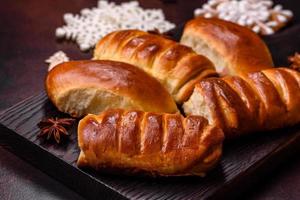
[181,18,300,138]
[46,17,300,176]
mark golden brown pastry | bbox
[46,60,178,117]
[183,68,300,138]
[77,109,224,176]
[180,17,274,76]
[93,30,216,103]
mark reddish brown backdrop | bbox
[0,0,299,199]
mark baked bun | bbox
[46,60,178,117]
[183,68,300,137]
[180,17,274,76]
[77,109,224,176]
[93,30,216,103]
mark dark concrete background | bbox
[0,1,299,199]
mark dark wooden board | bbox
[0,93,299,200]
[1,17,300,200]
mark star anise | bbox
[288,52,300,72]
[38,117,75,143]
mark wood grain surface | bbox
[0,0,300,200]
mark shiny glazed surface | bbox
[0,0,300,199]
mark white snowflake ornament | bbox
[194,0,293,35]
[45,51,70,71]
[55,0,175,51]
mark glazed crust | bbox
[181,17,274,76]
[93,30,216,103]
[183,68,300,137]
[77,109,224,176]
[46,60,178,117]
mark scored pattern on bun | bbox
[183,68,300,137]
[93,30,217,104]
[77,109,224,176]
